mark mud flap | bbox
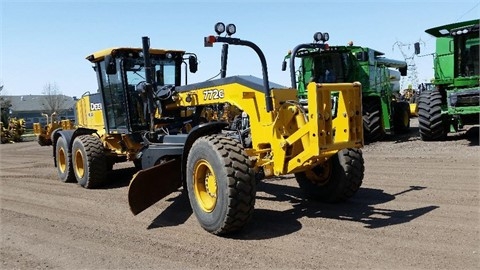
[128,158,182,215]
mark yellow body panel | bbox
[75,94,105,137]
[170,80,363,177]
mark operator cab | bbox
[423,20,479,79]
[86,47,198,135]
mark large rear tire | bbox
[186,134,255,235]
[72,135,107,188]
[55,136,76,183]
[418,91,447,141]
[393,101,410,134]
[363,99,385,142]
[295,148,364,202]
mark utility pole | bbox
[393,40,424,90]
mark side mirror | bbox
[399,66,407,76]
[414,42,420,55]
[281,60,287,71]
[189,55,198,73]
[104,55,117,74]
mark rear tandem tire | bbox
[295,148,364,202]
[72,135,107,188]
[55,136,76,183]
[186,134,256,235]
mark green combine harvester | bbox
[283,33,411,143]
[417,19,479,141]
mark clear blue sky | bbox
[1,0,479,98]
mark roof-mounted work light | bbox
[313,32,329,43]
[226,23,236,36]
[215,22,225,35]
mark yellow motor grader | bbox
[50,23,364,235]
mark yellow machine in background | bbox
[33,92,103,146]
[1,117,26,143]
[49,23,365,235]
[402,87,418,117]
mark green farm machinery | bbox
[283,33,410,143]
[417,19,479,140]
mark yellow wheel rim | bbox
[193,159,217,212]
[305,160,332,186]
[74,149,85,179]
[58,147,67,173]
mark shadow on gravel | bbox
[373,125,421,144]
[365,121,479,146]
[463,126,479,146]
[435,126,479,145]
[99,167,138,189]
[233,181,438,240]
[147,191,192,229]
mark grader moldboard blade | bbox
[128,158,182,215]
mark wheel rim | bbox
[193,159,217,212]
[58,147,67,173]
[74,149,85,179]
[305,160,332,186]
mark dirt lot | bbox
[1,118,479,269]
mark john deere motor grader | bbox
[52,23,364,235]
[282,33,411,143]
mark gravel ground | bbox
[1,118,479,269]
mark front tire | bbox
[186,135,255,235]
[72,135,107,188]
[418,91,447,141]
[295,148,364,202]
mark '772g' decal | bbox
[203,89,225,100]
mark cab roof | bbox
[425,19,479,37]
[86,47,186,63]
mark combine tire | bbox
[393,101,410,134]
[363,99,385,142]
[55,136,76,183]
[295,148,364,202]
[186,134,255,235]
[418,91,447,141]
[72,135,107,188]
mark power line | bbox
[455,2,480,22]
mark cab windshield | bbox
[456,33,479,77]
